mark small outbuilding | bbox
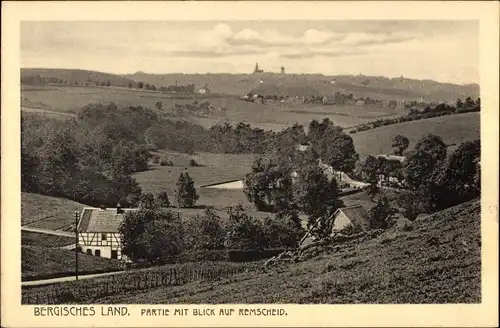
[331,205,370,233]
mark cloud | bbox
[281,49,366,59]
[167,49,263,58]
[173,24,424,59]
[340,31,422,46]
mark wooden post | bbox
[74,211,80,281]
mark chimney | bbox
[116,203,124,214]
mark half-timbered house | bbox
[77,205,136,260]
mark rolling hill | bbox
[21,68,136,87]
[125,71,479,102]
[351,112,480,157]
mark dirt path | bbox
[21,106,77,118]
[22,270,127,287]
[21,226,74,238]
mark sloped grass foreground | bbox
[22,246,123,281]
[22,231,73,248]
[22,199,480,304]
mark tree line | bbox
[356,134,480,221]
[119,204,305,265]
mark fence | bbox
[22,265,247,305]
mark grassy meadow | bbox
[134,151,255,209]
[22,231,73,248]
[22,246,124,280]
[21,85,409,131]
[351,112,480,157]
[22,192,87,231]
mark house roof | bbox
[78,207,137,233]
[377,154,406,162]
[335,205,370,230]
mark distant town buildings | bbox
[198,84,211,95]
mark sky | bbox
[21,20,479,84]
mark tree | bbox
[293,166,341,237]
[156,191,170,207]
[464,96,475,108]
[111,173,142,207]
[184,207,226,252]
[119,209,184,264]
[403,134,447,189]
[139,192,157,209]
[37,130,79,196]
[155,101,163,111]
[176,172,199,208]
[225,204,266,250]
[357,156,379,199]
[309,119,359,174]
[262,211,305,249]
[396,189,431,221]
[392,134,409,156]
[138,81,144,89]
[456,98,464,109]
[106,81,111,87]
[425,140,481,210]
[243,155,294,212]
[368,196,396,230]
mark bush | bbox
[225,205,266,250]
[151,154,160,164]
[119,209,185,264]
[160,157,174,166]
[189,159,201,167]
[184,207,226,252]
[156,191,170,207]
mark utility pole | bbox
[74,211,80,281]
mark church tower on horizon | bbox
[253,62,264,74]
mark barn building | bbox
[77,205,137,261]
[331,205,370,233]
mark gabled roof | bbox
[78,207,137,233]
[334,205,370,230]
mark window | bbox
[95,249,101,257]
[111,250,118,259]
[101,233,107,241]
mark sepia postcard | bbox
[1,1,499,327]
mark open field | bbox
[22,192,86,231]
[23,198,480,303]
[22,231,73,248]
[22,246,123,281]
[20,86,218,113]
[22,84,430,131]
[134,151,256,209]
[351,112,480,157]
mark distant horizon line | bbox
[20,66,479,86]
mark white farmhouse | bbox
[77,205,137,260]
